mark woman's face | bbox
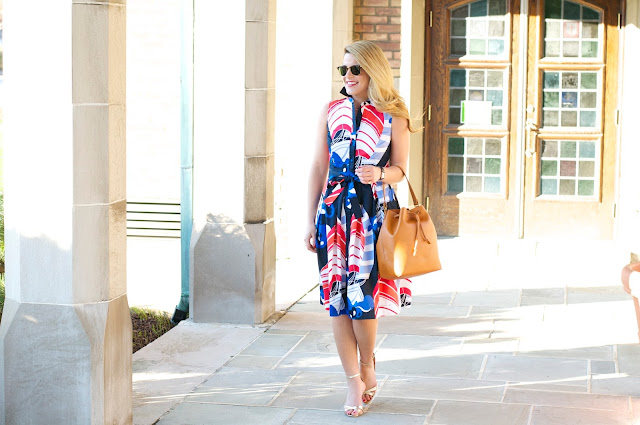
[342,53,370,102]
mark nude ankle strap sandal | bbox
[344,373,364,417]
[359,354,378,403]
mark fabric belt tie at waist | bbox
[324,170,364,220]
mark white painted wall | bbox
[193,1,245,225]
[618,0,640,258]
[274,0,333,306]
[126,0,182,311]
[126,0,181,202]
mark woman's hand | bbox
[355,165,382,184]
[304,222,317,253]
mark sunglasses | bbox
[337,65,362,76]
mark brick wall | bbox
[353,0,402,76]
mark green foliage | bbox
[130,307,174,353]
[0,192,4,265]
[0,275,4,322]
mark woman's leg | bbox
[332,315,365,415]
[353,318,378,402]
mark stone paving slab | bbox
[287,408,427,425]
[132,321,264,425]
[400,304,471,318]
[375,352,486,379]
[276,351,344,373]
[366,396,435,415]
[520,288,565,306]
[410,293,455,305]
[481,354,588,383]
[515,345,614,361]
[503,387,629,411]
[378,334,464,355]
[452,290,522,308]
[156,403,295,425]
[185,368,297,406]
[377,316,493,338]
[380,375,506,402]
[238,333,305,357]
[270,385,348,410]
[591,374,640,396]
[224,354,282,369]
[529,405,630,425]
[291,332,338,353]
[428,400,531,425]
[270,312,330,331]
[289,371,347,388]
[567,286,632,304]
[617,343,640,376]
[459,337,519,355]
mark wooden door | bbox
[427,0,522,237]
[522,0,619,238]
[425,0,620,238]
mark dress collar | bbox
[340,87,371,108]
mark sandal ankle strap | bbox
[346,373,361,379]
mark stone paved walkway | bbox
[134,240,640,424]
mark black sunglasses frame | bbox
[337,65,362,76]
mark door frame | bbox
[423,0,623,238]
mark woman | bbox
[304,40,419,417]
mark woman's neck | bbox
[352,94,367,109]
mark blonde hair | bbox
[345,40,422,133]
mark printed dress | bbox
[315,97,411,320]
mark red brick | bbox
[390,0,402,6]
[389,16,402,24]
[375,7,401,16]
[354,15,361,23]
[361,15,388,24]
[388,59,401,68]
[389,33,402,41]
[355,7,376,15]
[374,41,401,51]
[353,33,363,40]
[363,0,389,5]
[355,24,375,32]
[363,32,390,41]
[393,51,402,59]
[384,51,393,59]
[376,24,401,33]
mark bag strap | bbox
[381,166,420,211]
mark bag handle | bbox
[381,166,420,211]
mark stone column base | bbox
[190,217,275,324]
[0,294,132,424]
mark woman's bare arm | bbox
[305,103,331,252]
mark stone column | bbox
[190,0,277,324]
[0,1,131,424]
[400,0,426,202]
[332,0,354,97]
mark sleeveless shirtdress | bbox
[315,97,412,320]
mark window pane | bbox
[543,0,602,59]
[450,0,508,58]
[447,137,505,194]
[538,140,599,198]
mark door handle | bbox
[525,119,539,158]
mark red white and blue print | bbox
[315,97,411,319]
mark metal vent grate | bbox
[126,201,181,238]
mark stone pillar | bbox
[400,0,426,203]
[332,0,354,97]
[190,0,277,324]
[0,1,131,424]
